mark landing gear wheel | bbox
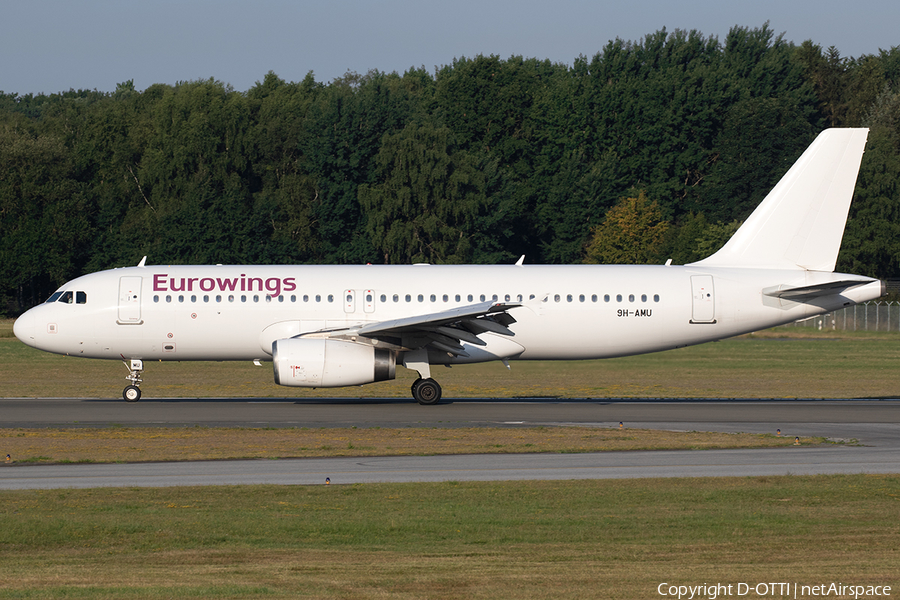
[123,385,142,402]
[412,378,442,405]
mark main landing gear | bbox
[122,358,143,402]
[411,378,442,405]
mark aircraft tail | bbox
[689,128,869,271]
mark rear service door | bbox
[690,275,715,324]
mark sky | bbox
[2,0,898,95]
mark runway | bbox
[2,398,899,489]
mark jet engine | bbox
[272,338,395,387]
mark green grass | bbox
[0,475,897,598]
[3,325,900,398]
[1,426,819,464]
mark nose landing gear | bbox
[122,358,143,402]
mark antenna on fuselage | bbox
[137,256,147,267]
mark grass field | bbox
[0,426,822,465]
[1,476,898,599]
[3,319,900,399]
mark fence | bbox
[790,301,900,332]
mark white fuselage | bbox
[13,263,883,365]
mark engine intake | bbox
[273,338,395,387]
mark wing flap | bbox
[307,301,521,356]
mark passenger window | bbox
[579,294,585,302]
[241,295,247,302]
[616,295,622,302]
[229,295,235,302]
[219,295,224,303]
[443,294,448,302]
[468,294,474,302]
[405,294,411,302]
[567,294,573,302]
[554,294,561,303]
[153,295,160,303]
[455,294,461,302]
[204,295,210,303]
[327,295,334,303]
[430,294,436,302]
[418,294,424,302]
[166,295,172,303]
[604,295,610,302]
[591,294,597,302]
[641,294,647,302]
[654,294,660,302]
[253,295,260,303]
[191,295,197,303]
[628,294,635,302]
[303,295,309,302]
[76,291,87,304]
[480,294,486,302]
[178,295,185,303]
[316,295,321,302]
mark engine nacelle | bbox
[272,338,395,388]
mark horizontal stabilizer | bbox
[762,280,874,301]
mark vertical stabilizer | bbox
[689,128,868,271]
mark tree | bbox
[358,122,505,264]
[0,127,90,312]
[583,192,669,264]
[838,113,900,278]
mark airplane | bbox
[13,128,883,405]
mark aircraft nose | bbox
[13,311,36,347]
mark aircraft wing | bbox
[301,301,520,357]
[357,301,520,356]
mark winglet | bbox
[689,128,868,271]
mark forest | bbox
[2,24,899,315]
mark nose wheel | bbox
[121,358,144,402]
[123,384,142,402]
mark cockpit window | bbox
[47,290,86,304]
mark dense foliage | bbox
[2,24,899,314]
